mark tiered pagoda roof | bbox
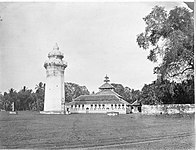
[68,75,130,105]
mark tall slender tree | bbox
[35,82,45,111]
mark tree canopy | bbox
[111,83,140,104]
[137,6,194,81]
[0,82,90,111]
[64,82,90,102]
[140,77,194,105]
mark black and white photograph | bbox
[0,1,194,149]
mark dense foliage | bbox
[140,77,194,105]
[0,82,89,111]
[137,6,194,80]
[0,84,44,111]
[111,79,194,105]
[111,83,140,104]
[65,82,90,102]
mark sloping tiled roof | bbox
[69,95,120,105]
[96,89,122,98]
[74,95,117,101]
[99,83,114,90]
[131,100,141,106]
[68,94,130,105]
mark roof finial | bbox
[104,75,110,83]
[53,43,59,50]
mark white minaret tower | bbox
[43,44,67,113]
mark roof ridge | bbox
[99,82,115,89]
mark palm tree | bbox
[35,82,45,111]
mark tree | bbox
[111,83,137,104]
[0,82,93,111]
[111,83,124,96]
[35,82,45,111]
[140,83,160,105]
[17,86,34,111]
[0,93,4,110]
[137,6,194,80]
[64,82,90,102]
[140,77,194,105]
[172,77,194,104]
[3,88,18,111]
[130,89,141,103]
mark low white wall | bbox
[142,104,195,115]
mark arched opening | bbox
[86,107,89,113]
[138,106,141,112]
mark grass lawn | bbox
[0,111,195,149]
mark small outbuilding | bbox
[131,100,142,113]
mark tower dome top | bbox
[53,43,59,50]
[48,43,64,58]
[44,44,67,69]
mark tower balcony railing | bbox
[44,61,67,69]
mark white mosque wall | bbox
[69,104,127,114]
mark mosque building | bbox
[67,75,131,114]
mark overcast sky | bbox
[0,2,189,93]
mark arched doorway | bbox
[86,107,89,113]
